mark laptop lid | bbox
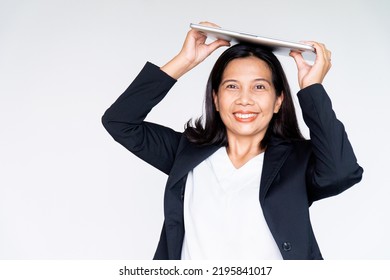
[190,23,316,61]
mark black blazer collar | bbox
[167,142,221,189]
[167,136,292,200]
[260,137,292,203]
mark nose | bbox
[236,89,254,105]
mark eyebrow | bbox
[220,78,272,86]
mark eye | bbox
[255,84,266,90]
[226,84,238,89]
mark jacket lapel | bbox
[166,136,292,200]
[260,138,292,204]
[167,142,221,189]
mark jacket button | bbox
[282,242,292,251]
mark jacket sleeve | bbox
[297,84,363,202]
[101,62,182,175]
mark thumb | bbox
[207,39,231,53]
[289,50,307,71]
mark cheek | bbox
[257,96,277,113]
[216,95,232,113]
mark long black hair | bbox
[184,43,304,148]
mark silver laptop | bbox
[190,23,316,61]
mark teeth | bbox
[234,113,257,119]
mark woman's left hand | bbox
[289,41,332,89]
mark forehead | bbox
[222,56,272,80]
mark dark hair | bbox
[184,43,304,148]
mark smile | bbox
[233,112,258,122]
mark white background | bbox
[0,0,389,259]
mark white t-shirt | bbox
[181,147,283,260]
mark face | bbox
[213,56,284,143]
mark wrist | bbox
[161,54,194,79]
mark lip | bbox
[233,111,259,122]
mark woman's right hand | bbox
[289,41,332,89]
[161,22,230,79]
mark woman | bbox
[102,22,363,260]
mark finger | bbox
[289,50,307,70]
[186,28,205,43]
[198,21,221,28]
[207,39,231,52]
[304,41,332,64]
[189,28,206,38]
[326,50,332,64]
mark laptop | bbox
[190,23,316,61]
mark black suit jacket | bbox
[102,62,363,260]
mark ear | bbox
[213,91,219,111]
[274,91,284,113]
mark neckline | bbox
[209,146,264,173]
[206,147,264,192]
[223,147,264,171]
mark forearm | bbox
[102,62,181,174]
[102,62,176,130]
[160,54,195,80]
[161,24,230,79]
[298,84,363,198]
